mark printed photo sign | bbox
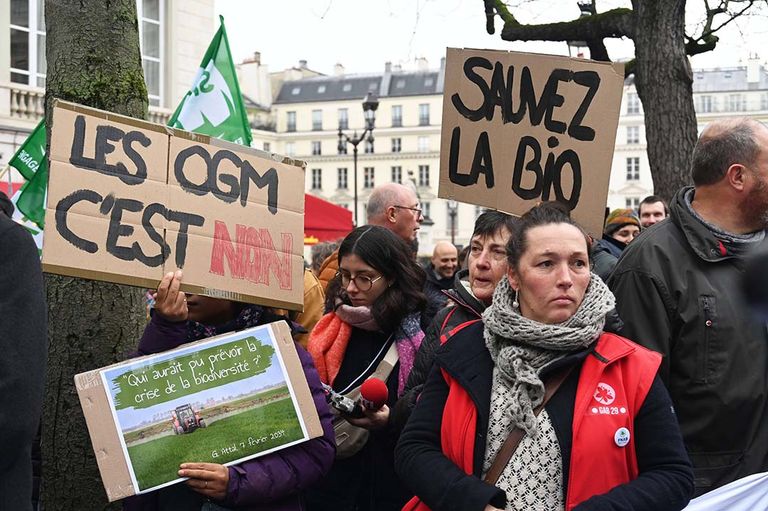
[438,48,625,235]
[43,100,305,310]
[75,321,323,501]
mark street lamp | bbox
[338,92,379,225]
[566,1,593,57]
[447,199,458,245]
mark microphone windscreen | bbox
[360,378,389,410]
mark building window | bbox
[337,168,348,189]
[626,126,639,144]
[395,79,406,89]
[338,108,348,130]
[311,168,322,190]
[418,165,430,187]
[626,93,640,115]
[285,142,295,156]
[391,138,401,153]
[761,93,768,111]
[392,105,402,127]
[418,136,429,152]
[475,205,486,219]
[317,85,326,93]
[311,141,322,155]
[138,0,164,106]
[286,111,296,132]
[342,83,352,92]
[263,142,271,152]
[727,94,746,112]
[625,197,640,208]
[419,103,430,126]
[423,201,431,220]
[364,139,374,154]
[363,167,375,189]
[391,166,402,184]
[10,0,46,87]
[626,157,640,181]
[291,86,301,95]
[697,95,714,113]
[338,143,347,155]
[312,109,323,131]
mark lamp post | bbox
[338,92,379,226]
[566,1,593,57]
[447,199,458,245]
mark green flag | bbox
[16,158,48,228]
[168,16,252,146]
[8,119,46,181]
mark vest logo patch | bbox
[594,382,616,405]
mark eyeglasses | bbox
[335,271,384,291]
[393,205,423,217]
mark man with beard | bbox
[608,118,768,496]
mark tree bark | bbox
[631,0,698,201]
[43,1,148,508]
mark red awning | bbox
[0,181,23,197]
[304,193,353,244]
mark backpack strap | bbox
[440,318,482,345]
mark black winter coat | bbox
[395,322,693,511]
[0,193,47,511]
[608,186,768,495]
[391,270,485,434]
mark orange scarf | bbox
[307,312,352,387]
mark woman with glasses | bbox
[306,225,427,511]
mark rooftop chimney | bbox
[747,53,760,84]
[299,59,308,69]
[416,57,429,71]
[334,63,345,76]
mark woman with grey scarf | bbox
[396,203,693,511]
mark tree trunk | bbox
[43,1,148,508]
[632,0,698,202]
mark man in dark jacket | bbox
[392,211,516,431]
[422,241,458,323]
[0,191,47,511]
[608,117,768,496]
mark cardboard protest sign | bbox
[43,100,305,310]
[438,48,624,236]
[75,321,323,500]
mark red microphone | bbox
[360,378,389,410]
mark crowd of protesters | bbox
[7,116,768,510]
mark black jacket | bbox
[591,236,624,282]
[391,270,484,433]
[395,322,693,511]
[608,186,768,495]
[422,264,455,324]
[0,192,47,511]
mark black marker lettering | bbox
[569,71,599,141]
[55,189,102,253]
[451,57,492,122]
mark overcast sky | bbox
[215,0,767,75]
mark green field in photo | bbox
[127,396,304,491]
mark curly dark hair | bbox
[326,225,426,327]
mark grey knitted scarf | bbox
[482,275,615,436]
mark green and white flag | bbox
[2,119,47,251]
[8,119,46,181]
[168,16,252,146]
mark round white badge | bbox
[614,427,630,447]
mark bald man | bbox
[609,118,768,495]
[316,183,423,291]
[422,241,458,323]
